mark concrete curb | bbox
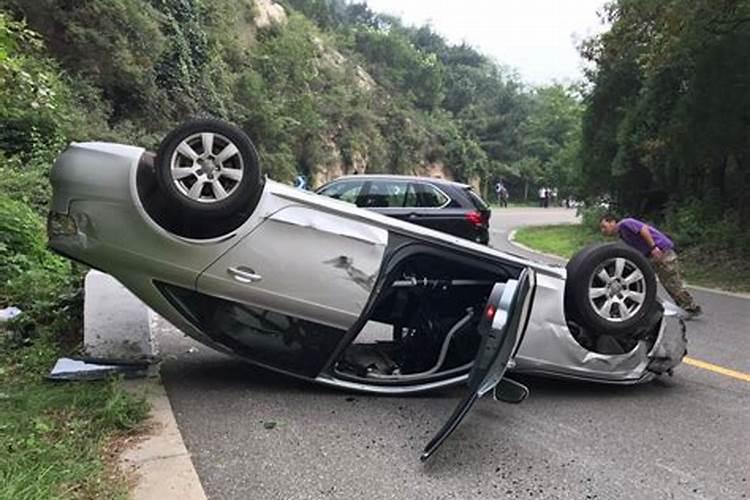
[84,271,206,500]
[508,227,750,300]
[682,283,750,300]
[121,377,207,500]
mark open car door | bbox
[421,268,536,461]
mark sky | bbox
[362,0,609,85]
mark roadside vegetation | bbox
[0,13,148,498]
[516,0,750,292]
[0,336,149,499]
[575,0,750,284]
[515,224,605,259]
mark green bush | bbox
[0,153,53,215]
[0,195,78,341]
[665,198,750,255]
[0,13,73,158]
[579,204,612,234]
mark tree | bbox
[579,0,750,251]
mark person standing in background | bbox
[499,183,509,208]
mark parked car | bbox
[47,120,687,461]
[316,175,491,244]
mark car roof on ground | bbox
[328,174,471,189]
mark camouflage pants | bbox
[651,250,698,311]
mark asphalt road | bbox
[160,207,749,500]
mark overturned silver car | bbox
[48,120,686,460]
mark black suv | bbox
[316,175,491,244]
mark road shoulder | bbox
[120,377,207,500]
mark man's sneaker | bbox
[684,306,703,320]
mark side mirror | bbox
[493,377,529,404]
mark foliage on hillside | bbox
[0,0,581,196]
[579,0,750,255]
[1,15,148,498]
[0,13,80,337]
[289,0,582,193]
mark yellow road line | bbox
[683,356,750,382]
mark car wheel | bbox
[565,243,657,338]
[155,119,261,218]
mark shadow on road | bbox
[162,353,679,402]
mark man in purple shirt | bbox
[600,214,702,318]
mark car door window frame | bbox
[358,179,411,209]
[318,179,365,205]
[410,182,452,209]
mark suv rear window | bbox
[411,182,450,208]
[465,188,489,210]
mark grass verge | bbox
[514,224,750,293]
[513,224,605,258]
[0,331,149,499]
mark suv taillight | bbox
[465,211,484,227]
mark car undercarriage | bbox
[336,247,519,383]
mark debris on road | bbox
[47,357,154,381]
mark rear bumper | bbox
[512,270,687,384]
[476,227,490,245]
[645,303,687,375]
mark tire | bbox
[565,242,657,338]
[155,119,261,218]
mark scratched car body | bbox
[47,121,687,460]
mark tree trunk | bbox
[715,155,728,200]
[736,153,750,230]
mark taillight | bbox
[485,304,496,320]
[466,211,485,227]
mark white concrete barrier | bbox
[83,270,158,363]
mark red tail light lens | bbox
[466,211,484,227]
[485,304,496,320]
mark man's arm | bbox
[639,225,663,259]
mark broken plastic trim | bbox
[493,377,529,404]
[47,357,154,381]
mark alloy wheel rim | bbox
[587,257,647,323]
[169,132,244,203]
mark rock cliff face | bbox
[412,162,453,181]
[311,159,456,188]
[254,0,287,27]
[253,1,458,188]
